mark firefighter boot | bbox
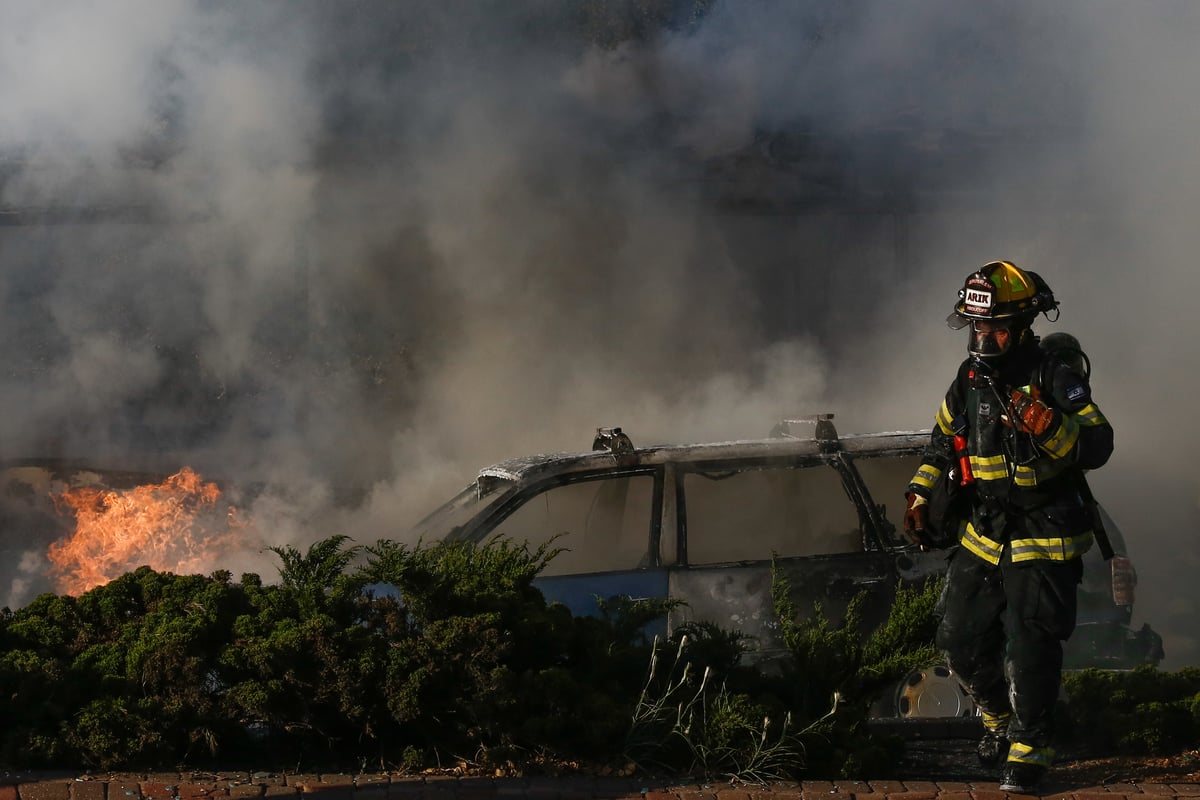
[999,762,1047,794]
[977,710,1011,767]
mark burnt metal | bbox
[592,427,634,454]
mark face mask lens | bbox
[969,321,1012,357]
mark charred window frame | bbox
[838,446,928,551]
[674,453,870,566]
[834,452,891,552]
[474,466,664,572]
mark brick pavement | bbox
[0,772,1198,800]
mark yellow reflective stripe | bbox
[910,464,942,492]
[1008,741,1055,767]
[936,401,955,435]
[1076,403,1108,426]
[965,453,1075,485]
[1040,414,1080,459]
[981,710,1011,733]
[962,530,1093,565]
[1014,460,1070,487]
[1010,532,1094,563]
[969,454,1009,481]
[1013,465,1038,487]
[961,522,1004,565]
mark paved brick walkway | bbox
[1,772,1198,800]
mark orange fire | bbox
[48,467,251,595]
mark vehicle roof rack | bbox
[769,414,839,452]
[592,426,634,454]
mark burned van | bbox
[422,416,1164,717]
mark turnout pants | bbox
[936,545,1082,762]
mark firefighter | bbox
[902,261,1113,793]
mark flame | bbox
[47,467,251,595]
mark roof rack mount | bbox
[592,426,634,454]
[770,414,839,449]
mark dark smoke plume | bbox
[1,0,1197,666]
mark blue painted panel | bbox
[534,570,670,619]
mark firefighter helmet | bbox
[947,261,1056,326]
[947,261,1058,358]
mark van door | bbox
[668,458,898,658]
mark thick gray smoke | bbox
[1,1,1196,665]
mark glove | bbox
[1007,386,1057,437]
[903,492,931,548]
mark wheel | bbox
[893,663,976,718]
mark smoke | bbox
[1,1,1197,664]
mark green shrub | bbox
[857,578,944,701]
[773,566,943,714]
[1062,666,1200,755]
[0,534,943,778]
[770,566,943,778]
[361,536,656,765]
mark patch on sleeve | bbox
[1067,383,1089,402]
